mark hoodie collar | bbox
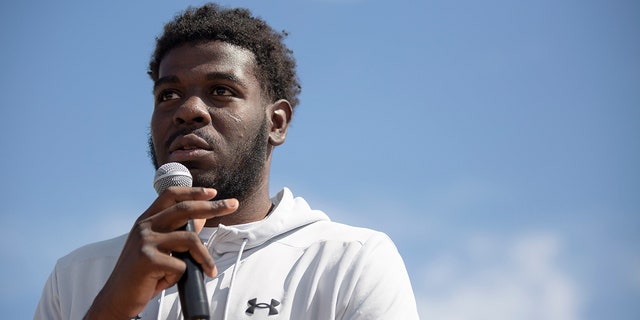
[208,188,330,254]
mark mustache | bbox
[165,127,217,151]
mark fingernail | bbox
[224,199,238,208]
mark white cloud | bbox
[416,232,581,320]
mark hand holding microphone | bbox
[153,162,208,320]
[86,163,238,319]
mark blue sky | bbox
[1,0,638,319]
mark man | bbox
[35,3,419,319]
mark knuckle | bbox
[140,243,155,259]
[139,243,162,266]
[208,200,225,210]
[186,231,201,243]
[174,201,192,212]
[132,221,163,245]
[132,220,151,236]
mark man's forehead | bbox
[158,41,257,75]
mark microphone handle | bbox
[175,219,210,320]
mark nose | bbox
[174,95,212,126]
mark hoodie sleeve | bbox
[33,265,62,320]
[340,232,420,320]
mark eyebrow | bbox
[153,75,179,92]
[206,72,248,89]
[153,72,248,92]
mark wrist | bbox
[84,290,133,320]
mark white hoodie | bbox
[34,188,419,319]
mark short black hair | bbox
[148,3,301,109]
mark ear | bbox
[267,99,292,146]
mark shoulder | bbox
[311,220,387,242]
[55,234,127,272]
[36,234,128,320]
[297,224,418,319]
[280,219,396,252]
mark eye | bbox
[157,90,181,102]
[210,86,235,97]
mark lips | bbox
[168,133,213,162]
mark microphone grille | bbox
[153,162,193,195]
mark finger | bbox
[193,218,207,234]
[148,198,238,232]
[155,230,217,277]
[147,251,187,294]
[137,187,218,222]
[140,240,187,275]
[160,186,218,204]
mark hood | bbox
[208,188,330,255]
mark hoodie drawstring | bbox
[157,289,166,320]
[222,237,248,320]
[154,233,249,320]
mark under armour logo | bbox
[246,298,280,315]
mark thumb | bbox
[193,218,207,234]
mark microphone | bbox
[154,162,210,320]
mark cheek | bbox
[211,110,253,139]
[150,110,170,134]
[149,113,168,150]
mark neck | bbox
[205,149,275,227]
[204,178,272,227]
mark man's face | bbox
[149,41,269,201]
